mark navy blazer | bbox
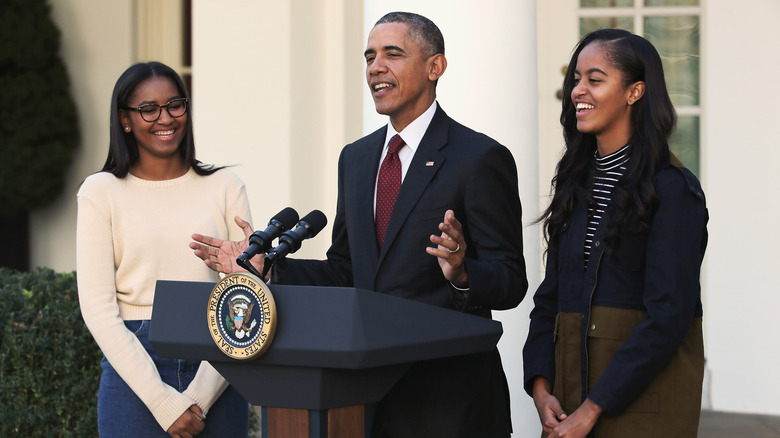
[523,163,708,415]
[275,106,528,437]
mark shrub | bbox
[0,0,80,220]
[0,0,81,271]
[0,268,100,437]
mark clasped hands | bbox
[532,377,602,438]
[167,404,205,438]
[189,209,469,286]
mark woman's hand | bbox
[167,404,206,438]
[548,398,602,438]
[532,377,568,434]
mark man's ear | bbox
[627,81,645,105]
[428,54,447,82]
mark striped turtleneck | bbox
[584,144,630,268]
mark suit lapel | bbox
[378,107,450,265]
[350,127,385,269]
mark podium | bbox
[150,280,502,437]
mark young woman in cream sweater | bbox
[77,62,252,437]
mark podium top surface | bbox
[151,280,502,369]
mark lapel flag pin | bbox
[426,161,434,167]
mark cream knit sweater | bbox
[76,168,252,431]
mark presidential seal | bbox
[207,272,277,360]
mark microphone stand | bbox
[236,255,264,279]
[261,257,274,280]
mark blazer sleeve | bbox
[523,239,560,396]
[459,142,528,310]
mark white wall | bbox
[192,0,363,259]
[702,0,780,415]
[362,2,541,433]
[191,1,294,232]
[32,0,135,272]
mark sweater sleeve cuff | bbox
[182,361,230,415]
[150,390,198,432]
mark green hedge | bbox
[0,268,100,437]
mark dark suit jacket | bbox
[275,106,528,437]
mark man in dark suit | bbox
[192,11,527,437]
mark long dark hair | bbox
[541,28,676,249]
[102,61,220,177]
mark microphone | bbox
[263,210,328,276]
[236,207,299,276]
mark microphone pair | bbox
[236,207,328,279]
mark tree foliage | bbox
[0,0,79,220]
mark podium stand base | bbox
[262,405,366,438]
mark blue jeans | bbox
[97,320,249,437]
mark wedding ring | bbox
[449,243,460,254]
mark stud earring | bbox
[124,126,131,132]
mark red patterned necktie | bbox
[375,134,405,249]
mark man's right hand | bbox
[190,216,258,275]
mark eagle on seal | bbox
[228,300,255,332]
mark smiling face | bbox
[572,42,644,156]
[120,76,188,168]
[364,22,445,132]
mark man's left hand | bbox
[427,209,468,286]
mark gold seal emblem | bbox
[207,272,277,360]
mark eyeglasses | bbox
[125,98,188,123]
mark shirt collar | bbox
[383,101,438,154]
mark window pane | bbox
[670,116,699,177]
[645,0,699,6]
[580,16,634,37]
[644,16,699,106]
[581,0,634,7]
